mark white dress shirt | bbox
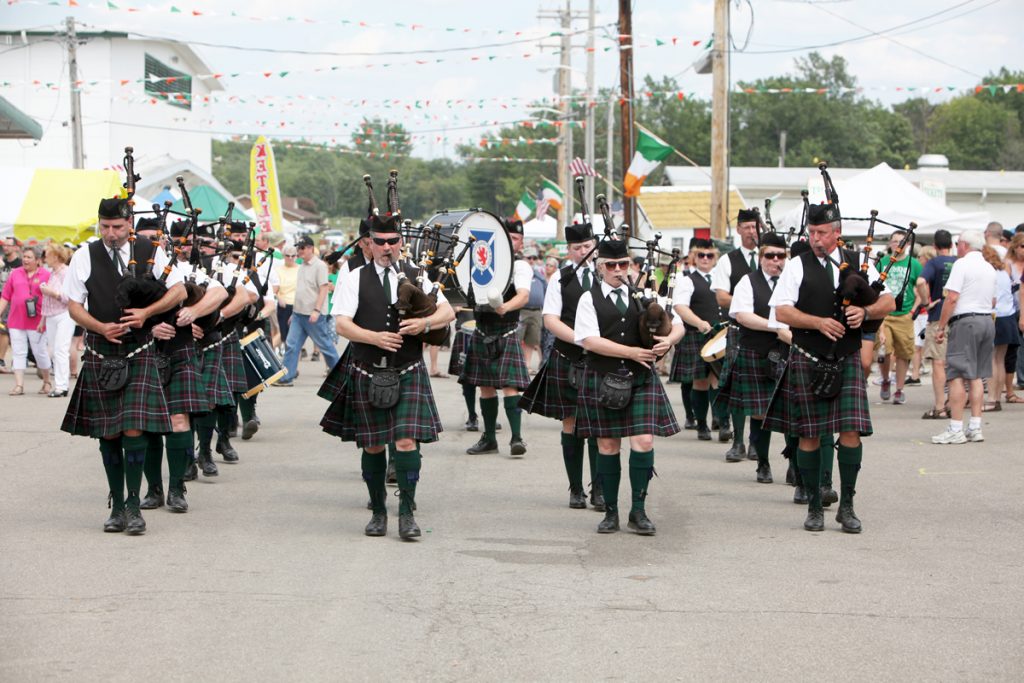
[710,245,758,293]
[542,263,595,317]
[64,241,170,305]
[333,262,447,318]
[575,281,681,345]
[672,268,714,307]
[769,247,890,311]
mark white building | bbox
[0,29,222,173]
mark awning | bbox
[0,96,43,140]
[169,184,238,221]
[14,169,122,243]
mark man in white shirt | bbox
[932,229,997,444]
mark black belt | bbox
[523,307,542,311]
[949,312,992,325]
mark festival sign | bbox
[249,136,283,233]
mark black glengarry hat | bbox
[689,237,713,251]
[504,217,524,236]
[807,203,841,226]
[565,222,594,244]
[135,216,161,233]
[597,239,628,259]
[98,197,131,219]
[368,214,400,234]
[737,208,759,224]
[169,220,190,239]
[759,233,787,250]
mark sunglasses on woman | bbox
[695,252,715,259]
[604,260,631,270]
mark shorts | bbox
[994,314,1018,346]
[923,321,948,361]
[881,313,915,360]
[518,309,543,347]
[945,316,995,381]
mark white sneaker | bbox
[932,428,967,445]
[965,428,984,443]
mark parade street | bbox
[2,357,1022,681]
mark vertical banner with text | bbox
[250,136,283,233]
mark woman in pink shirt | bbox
[0,245,52,395]
[41,243,74,397]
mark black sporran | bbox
[765,348,787,382]
[368,369,401,409]
[481,334,504,360]
[810,357,843,399]
[155,352,172,386]
[97,357,129,392]
[568,359,586,390]
[597,370,633,410]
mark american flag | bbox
[569,157,597,178]
[535,197,550,217]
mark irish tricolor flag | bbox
[513,190,536,221]
[540,177,564,211]
[624,126,674,197]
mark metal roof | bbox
[0,95,42,140]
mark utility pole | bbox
[618,0,635,237]
[778,130,787,168]
[584,0,596,217]
[558,2,572,238]
[66,16,85,169]
[710,0,729,240]
[606,94,614,201]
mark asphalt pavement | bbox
[1,355,1022,681]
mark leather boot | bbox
[627,510,656,535]
[140,486,164,510]
[785,460,796,486]
[597,509,620,533]
[104,497,126,533]
[835,487,862,533]
[747,442,759,461]
[756,463,773,484]
[568,486,587,509]
[125,495,147,535]
[364,512,387,536]
[167,487,188,513]
[466,435,498,454]
[198,445,219,477]
[725,443,746,462]
[803,492,824,532]
[820,485,838,507]
[241,418,259,440]
[509,437,527,457]
[589,481,606,512]
[216,435,239,463]
[398,513,421,539]
[184,456,198,482]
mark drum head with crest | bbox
[420,209,512,308]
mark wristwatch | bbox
[424,321,432,333]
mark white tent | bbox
[524,213,558,240]
[775,163,990,237]
[0,167,35,237]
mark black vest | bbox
[347,250,367,271]
[791,249,861,358]
[728,248,753,293]
[85,238,155,324]
[585,282,646,376]
[350,262,423,368]
[684,271,723,331]
[738,270,780,356]
[553,264,589,361]
[476,258,523,330]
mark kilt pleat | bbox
[329,362,442,448]
[447,329,471,377]
[669,331,712,383]
[716,347,776,417]
[197,343,234,410]
[460,328,530,390]
[163,345,206,416]
[575,368,680,439]
[61,334,172,438]
[519,349,578,420]
[221,333,248,394]
[318,344,351,401]
[763,349,872,438]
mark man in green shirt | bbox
[878,234,923,405]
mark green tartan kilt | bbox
[669,331,712,382]
[763,348,872,438]
[318,343,351,401]
[61,333,172,438]
[716,347,777,417]
[197,342,234,411]
[326,361,442,448]
[575,367,680,439]
[163,345,206,416]
[519,347,579,420]
[221,332,248,394]
[447,327,471,377]
[460,326,530,390]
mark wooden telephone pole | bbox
[618,0,635,237]
[710,0,730,240]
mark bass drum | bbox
[418,209,512,309]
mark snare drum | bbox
[700,326,729,376]
[240,328,286,398]
[419,209,512,308]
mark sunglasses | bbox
[372,236,401,246]
[695,252,715,259]
[763,252,787,260]
[604,260,631,270]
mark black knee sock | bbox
[731,409,745,445]
[596,453,622,513]
[165,431,192,491]
[819,433,835,488]
[361,450,388,514]
[691,389,710,427]
[502,395,522,440]
[560,433,585,491]
[751,419,771,465]
[797,448,822,508]
[238,395,256,423]
[462,383,478,420]
[216,406,233,439]
[196,413,216,449]
[681,381,694,420]
[587,438,599,487]
[480,396,499,439]
[99,437,125,510]
[122,434,148,506]
[143,432,163,492]
[836,443,863,493]
[628,449,655,513]
[393,448,422,515]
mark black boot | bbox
[166,486,188,513]
[466,435,498,454]
[725,443,746,462]
[216,435,239,463]
[386,458,397,486]
[696,423,712,441]
[509,437,527,457]
[627,510,656,535]
[364,512,387,536]
[398,512,421,540]
[125,493,146,535]
[785,459,796,486]
[103,494,126,533]
[821,485,838,507]
[140,486,164,510]
[747,441,759,461]
[589,481,606,511]
[464,416,479,432]
[597,509,620,533]
[198,445,219,477]
[756,463,773,484]
[835,486,862,533]
[683,417,697,430]
[241,418,259,440]
[568,486,587,509]
[804,503,824,532]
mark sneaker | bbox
[275,378,294,387]
[893,390,906,405]
[932,428,967,445]
[904,378,922,386]
[965,428,984,443]
[880,381,892,401]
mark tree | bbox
[928,96,1024,170]
[352,118,413,157]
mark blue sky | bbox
[2,0,1018,157]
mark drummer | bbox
[711,209,760,463]
[672,238,729,442]
[719,232,790,483]
[520,221,604,510]
[235,228,280,441]
[463,218,533,458]
[574,237,683,535]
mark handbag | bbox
[368,368,401,409]
[597,370,633,410]
[97,357,129,392]
[810,356,844,400]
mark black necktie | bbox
[382,269,392,303]
[612,289,627,314]
[704,274,712,285]
[824,258,835,286]
[110,247,126,276]
[748,251,756,270]
[581,268,592,290]
[770,275,779,291]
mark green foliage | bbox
[928,96,1024,171]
